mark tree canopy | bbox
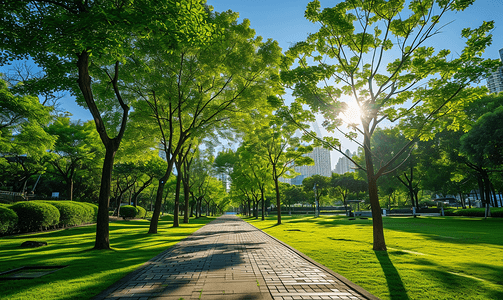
[281,0,499,250]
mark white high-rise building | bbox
[290,121,332,185]
[282,121,332,185]
[290,146,332,185]
[333,149,356,175]
[487,48,503,94]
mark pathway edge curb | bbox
[246,218,382,300]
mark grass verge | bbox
[0,215,215,300]
[244,215,503,300]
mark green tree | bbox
[256,114,314,224]
[126,157,167,208]
[331,173,368,215]
[45,117,104,200]
[1,0,213,249]
[172,142,200,227]
[423,92,503,210]
[0,77,54,157]
[230,151,264,219]
[179,144,198,223]
[128,10,281,233]
[0,77,54,196]
[461,106,503,169]
[202,176,227,216]
[302,175,330,209]
[214,149,238,189]
[242,143,273,220]
[283,183,310,209]
[189,151,215,218]
[281,0,498,250]
[461,106,503,213]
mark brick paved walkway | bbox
[93,215,379,300]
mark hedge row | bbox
[0,200,99,235]
[444,207,503,217]
[119,205,147,219]
[42,201,98,226]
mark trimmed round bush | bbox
[119,205,147,219]
[43,201,89,227]
[0,206,18,235]
[119,205,137,218]
[11,201,60,232]
[72,202,98,223]
[136,206,147,218]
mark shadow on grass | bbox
[374,251,410,300]
[382,217,503,247]
[327,237,369,244]
[0,216,216,300]
[261,223,281,230]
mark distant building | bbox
[280,121,332,185]
[333,149,356,175]
[291,146,332,185]
[487,48,503,94]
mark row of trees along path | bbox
[1,0,500,252]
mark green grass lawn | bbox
[244,215,503,300]
[0,215,215,300]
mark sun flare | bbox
[339,100,362,126]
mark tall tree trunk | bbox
[477,176,486,207]
[343,195,349,216]
[183,179,190,223]
[261,189,265,221]
[94,147,115,250]
[256,200,259,218]
[459,192,466,209]
[490,182,498,208]
[364,133,386,251]
[67,178,74,201]
[482,172,491,217]
[173,172,181,227]
[197,197,202,218]
[149,166,172,233]
[77,51,129,249]
[190,201,195,217]
[414,189,419,209]
[273,166,281,225]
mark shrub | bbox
[119,205,147,219]
[43,201,90,227]
[492,208,503,217]
[445,207,503,217]
[11,201,60,232]
[443,209,455,216]
[0,206,18,235]
[136,206,147,218]
[419,200,437,207]
[72,202,98,223]
[119,205,137,218]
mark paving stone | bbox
[92,216,378,300]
